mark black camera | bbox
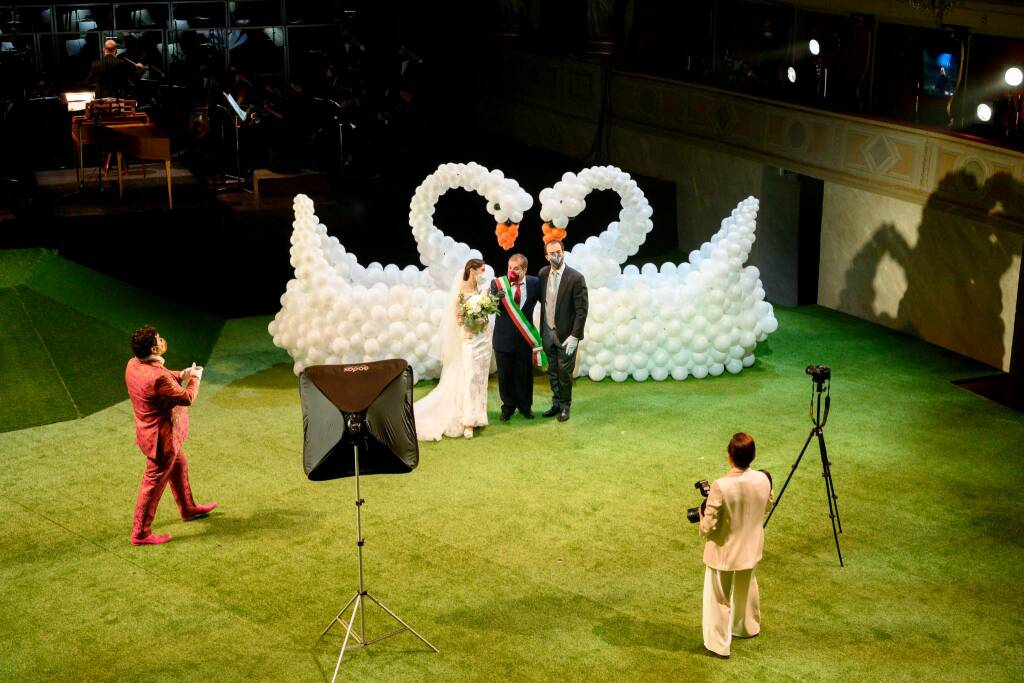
[686,479,711,524]
[805,364,831,383]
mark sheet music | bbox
[223,91,247,121]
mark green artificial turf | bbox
[1,307,1022,682]
[0,249,224,432]
[0,287,79,429]
[0,249,45,288]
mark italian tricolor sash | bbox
[495,276,547,368]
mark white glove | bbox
[562,335,578,356]
[191,364,204,381]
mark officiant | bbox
[490,254,541,421]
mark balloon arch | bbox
[269,162,778,383]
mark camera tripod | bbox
[764,375,844,566]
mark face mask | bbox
[476,273,488,284]
[549,254,564,266]
[507,270,520,282]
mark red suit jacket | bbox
[125,357,200,457]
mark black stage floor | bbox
[32,164,204,216]
[1,140,679,318]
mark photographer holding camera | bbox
[125,326,217,545]
[698,432,773,658]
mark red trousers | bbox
[131,449,198,539]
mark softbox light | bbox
[299,359,419,480]
[299,358,436,680]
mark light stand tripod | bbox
[764,368,844,566]
[320,415,437,683]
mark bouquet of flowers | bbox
[459,292,500,334]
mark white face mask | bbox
[476,273,488,284]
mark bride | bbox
[414,258,495,441]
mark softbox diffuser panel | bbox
[300,360,419,480]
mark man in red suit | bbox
[126,325,217,545]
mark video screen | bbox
[923,50,958,97]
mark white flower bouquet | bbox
[459,293,499,334]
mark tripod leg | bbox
[364,593,439,652]
[820,443,843,534]
[764,427,815,528]
[330,594,362,683]
[816,431,844,567]
[321,592,359,637]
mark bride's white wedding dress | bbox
[414,279,493,441]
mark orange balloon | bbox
[541,223,568,244]
[495,222,519,250]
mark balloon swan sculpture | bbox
[269,162,778,382]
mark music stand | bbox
[217,91,249,191]
[63,91,95,188]
[299,360,437,683]
[314,97,356,176]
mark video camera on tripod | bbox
[806,364,830,384]
[763,363,844,566]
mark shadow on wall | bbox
[838,170,1022,370]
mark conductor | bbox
[88,39,140,99]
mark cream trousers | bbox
[702,566,760,656]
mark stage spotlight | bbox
[976,103,993,122]
[787,66,797,83]
[809,39,820,56]
[1005,67,1023,87]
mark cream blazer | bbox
[700,468,774,571]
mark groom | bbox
[538,239,588,422]
[491,254,541,420]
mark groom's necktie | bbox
[514,283,522,307]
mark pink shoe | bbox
[182,501,218,521]
[131,533,173,546]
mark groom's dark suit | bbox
[490,275,540,415]
[538,264,588,412]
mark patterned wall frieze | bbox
[493,50,1024,232]
[607,73,1024,213]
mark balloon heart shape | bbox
[269,162,778,382]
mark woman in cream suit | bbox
[699,433,774,658]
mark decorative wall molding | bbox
[781,0,1024,39]
[490,50,1024,235]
